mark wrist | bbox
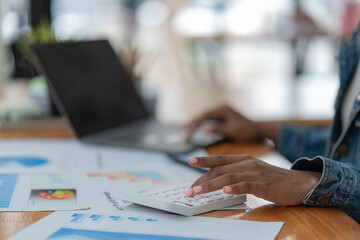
[291,170,322,204]
[299,171,322,201]
[257,122,279,141]
[306,171,322,189]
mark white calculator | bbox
[120,184,246,216]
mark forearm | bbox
[257,122,279,142]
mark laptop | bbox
[29,40,221,153]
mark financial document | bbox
[10,211,284,240]
[0,139,177,173]
[0,139,205,174]
[0,172,89,211]
[80,159,202,213]
[0,139,289,213]
[0,139,203,213]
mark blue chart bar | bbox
[69,214,159,225]
[90,214,106,223]
[109,216,124,222]
[128,217,143,222]
[70,214,86,223]
[146,219,158,222]
[0,174,18,208]
[108,216,158,223]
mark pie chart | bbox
[0,157,48,169]
[38,190,75,200]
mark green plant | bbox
[17,18,63,60]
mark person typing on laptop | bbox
[184,24,360,223]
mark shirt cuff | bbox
[291,156,355,207]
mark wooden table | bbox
[0,123,359,240]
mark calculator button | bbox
[196,198,209,204]
[174,201,194,207]
[178,197,189,202]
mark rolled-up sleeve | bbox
[292,156,360,222]
[277,125,329,163]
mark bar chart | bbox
[69,213,159,224]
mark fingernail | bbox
[185,188,193,197]
[189,158,198,164]
[223,186,232,193]
[193,185,203,194]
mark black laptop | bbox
[30,40,220,153]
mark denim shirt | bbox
[277,24,360,223]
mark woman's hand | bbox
[185,106,278,142]
[185,155,322,205]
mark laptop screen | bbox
[30,40,149,137]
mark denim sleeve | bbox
[276,125,329,163]
[292,157,360,223]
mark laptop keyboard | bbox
[107,120,185,144]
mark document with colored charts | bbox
[0,173,89,211]
[81,159,203,213]
[0,139,200,173]
[10,211,284,240]
[0,139,155,173]
[0,139,206,213]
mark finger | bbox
[184,107,228,137]
[223,182,259,195]
[190,172,254,195]
[202,123,226,136]
[189,154,252,168]
[184,114,209,138]
[189,159,258,188]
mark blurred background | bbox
[0,0,359,125]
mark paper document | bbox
[0,139,203,174]
[10,211,284,240]
[82,159,202,213]
[0,173,89,211]
[0,139,202,213]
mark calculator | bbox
[120,184,246,216]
